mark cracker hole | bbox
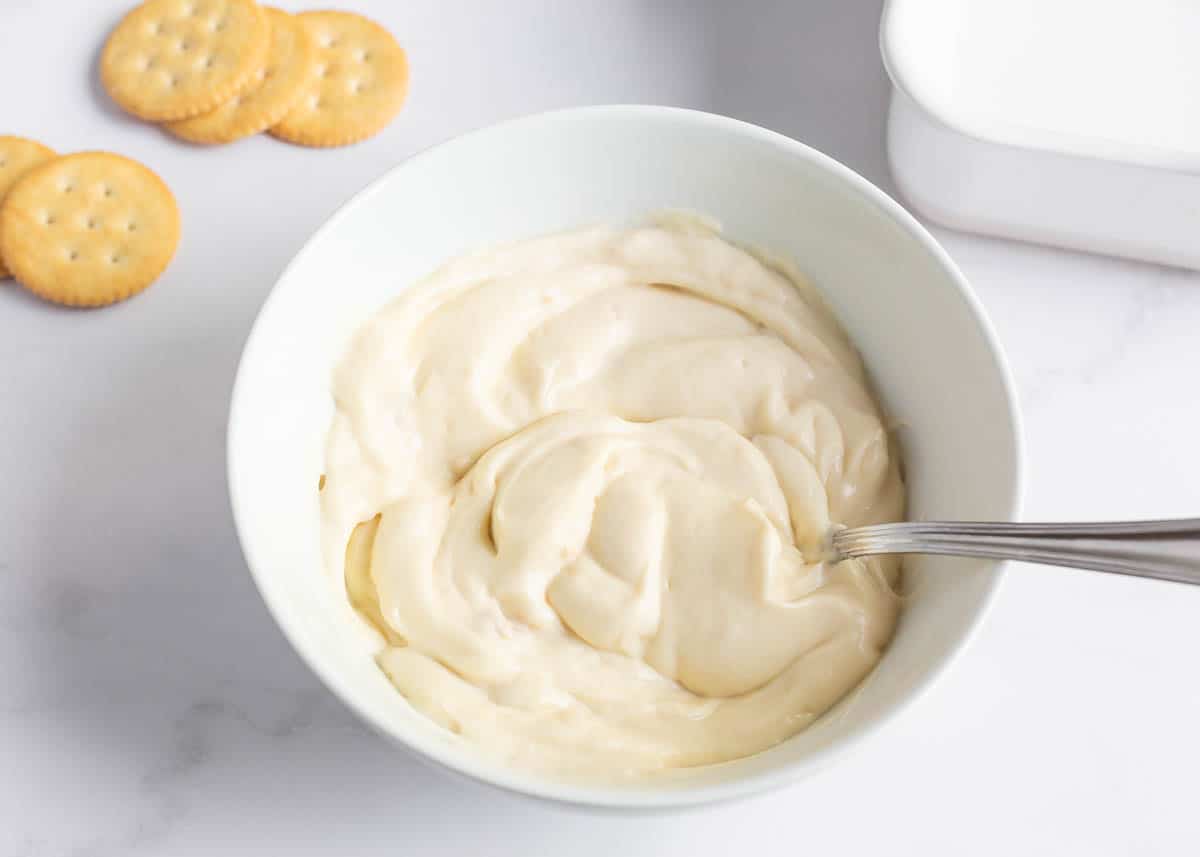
[67,249,79,261]
[87,218,98,230]
[41,211,56,225]
[61,181,75,193]
[350,80,363,93]
[213,17,227,31]
[0,158,6,167]
[178,39,191,52]
[127,222,138,232]
[202,55,214,69]
[108,253,122,265]
[103,186,115,198]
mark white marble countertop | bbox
[3,1,1199,853]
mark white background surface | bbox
[2,1,1199,854]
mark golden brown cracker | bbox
[0,137,58,278]
[164,7,316,144]
[101,0,271,122]
[0,152,181,307]
[270,11,408,148]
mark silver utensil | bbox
[830,518,1200,585]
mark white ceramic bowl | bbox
[228,105,1023,810]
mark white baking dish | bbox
[881,0,1200,269]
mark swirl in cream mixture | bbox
[322,218,904,777]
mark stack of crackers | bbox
[0,2,409,308]
[101,0,409,147]
[0,138,179,307]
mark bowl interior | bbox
[228,106,1021,808]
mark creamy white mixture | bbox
[321,219,904,777]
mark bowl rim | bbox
[228,104,1025,810]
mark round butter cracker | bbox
[0,136,58,278]
[270,11,408,148]
[101,0,270,122]
[0,152,181,307]
[165,8,316,144]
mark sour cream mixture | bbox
[321,218,904,777]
